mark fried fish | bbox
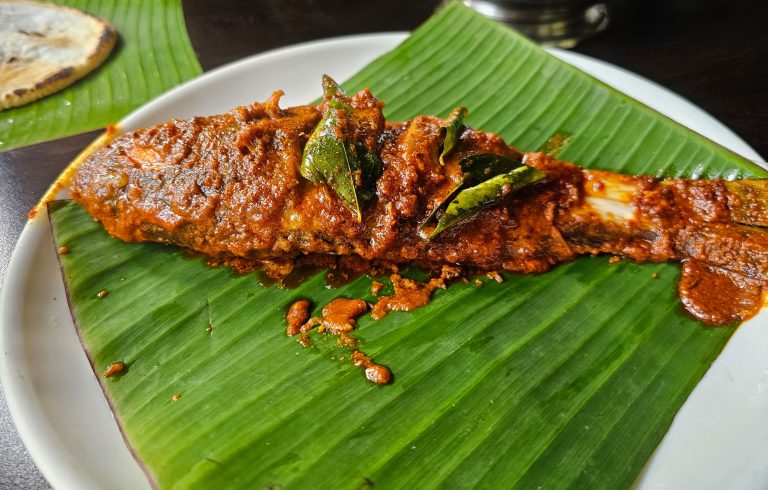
[70,77,768,325]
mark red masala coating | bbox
[71,89,768,325]
[70,90,570,273]
[352,350,392,385]
[104,361,125,378]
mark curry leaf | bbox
[300,76,384,221]
[322,75,353,112]
[298,133,325,184]
[420,153,523,230]
[300,81,361,219]
[428,165,545,239]
[357,142,383,203]
[460,153,523,184]
[439,106,468,165]
[420,181,464,231]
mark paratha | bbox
[0,0,116,110]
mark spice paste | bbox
[286,297,395,383]
[679,260,764,325]
[371,274,445,320]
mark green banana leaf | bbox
[50,3,765,488]
[0,0,201,152]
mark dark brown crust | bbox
[33,66,75,90]
[95,22,118,58]
[70,95,768,277]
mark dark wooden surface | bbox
[0,0,766,487]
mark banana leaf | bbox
[49,3,764,488]
[0,0,201,152]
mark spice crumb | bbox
[371,280,385,296]
[352,350,392,385]
[486,271,504,283]
[609,256,622,265]
[58,246,70,255]
[171,393,182,401]
[97,289,109,298]
[365,365,392,385]
[104,361,125,378]
[651,272,659,279]
[474,279,483,287]
[298,335,312,347]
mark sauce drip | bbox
[352,350,392,385]
[285,300,311,336]
[317,298,368,342]
[285,297,393,384]
[371,280,385,296]
[371,274,445,320]
[104,361,126,378]
[539,132,574,156]
[678,260,764,325]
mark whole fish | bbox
[70,77,768,325]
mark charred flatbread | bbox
[0,0,116,110]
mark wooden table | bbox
[1,0,766,486]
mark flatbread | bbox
[0,0,116,110]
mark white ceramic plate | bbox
[1,33,766,490]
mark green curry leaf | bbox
[300,76,384,221]
[439,106,468,165]
[322,75,353,111]
[420,181,464,232]
[357,143,383,203]
[428,165,545,239]
[460,153,523,185]
[420,153,523,231]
